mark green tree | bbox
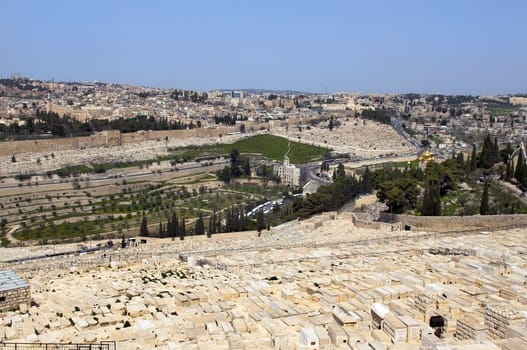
[207,211,216,238]
[179,219,186,240]
[256,210,265,236]
[376,177,419,213]
[361,166,374,193]
[422,179,441,216]
[514,149,523,179]
[480,181,490,215]
[216,166,232,183]
[229,149,242,177]
[470,144,477,171]
[243,158,251,177]
[169,212,178,238]
[479,134,496,168]
[455,152,465,169]
[506,159,514,181]
[336,162,346,178]
[139,216,149,236]
[195,212,205,235]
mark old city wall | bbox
[389,214,527,232]
[0,128,238,157]
[119,127,237,144]
[0,135,108,156]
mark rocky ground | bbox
[1,212,527,349]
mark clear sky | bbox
[1,0,526,95]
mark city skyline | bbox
[1,0,527,95]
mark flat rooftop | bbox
[0,269,29,292]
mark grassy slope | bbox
[227,134,329,164]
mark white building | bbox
[274,156,301,187]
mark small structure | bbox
[0,269,31,312]
[418,150,435,163]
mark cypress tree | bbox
[243,158,251,177]
[470,144,477,171]
[493,137,499,164]
[336,163,346,178]
[139,216,149,236]
[362,166,374,193]
[256,210,265,236]
[514,150,524,181]
[179,219,186,240]
[456,152,465,169]
[479,134,493,168]
[505,160,513,181]
[422,179,441,216]
[480,181,489,215]
[195,212,205,235]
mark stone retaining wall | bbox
[381,213,527,232]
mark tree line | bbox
[0,111,199,140]
[139,205,251,239]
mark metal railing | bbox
[0,342,116,350]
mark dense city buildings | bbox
[1,77,527,349]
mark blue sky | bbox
[1,0,526,94]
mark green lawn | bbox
[227,134,329,163]
[172,134,329,164]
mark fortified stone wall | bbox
[386,214,527,232]
[0,127,239,157]
[0,135,108,157]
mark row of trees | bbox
[361,108,393,125]
[373,134,522,217]
[216,149,251,183]
[0,111,199,140]
[289,164,374,218]
[139,205,252,239]
[170,89,208,103]
[213,114,247,126]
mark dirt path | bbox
[499,180,527,204]
[5,224,22,245]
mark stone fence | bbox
[379,213,527,232]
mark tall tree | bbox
[470,144,477,171]
[361,166,374,193]
[505,160,514,182]
[256,210,265,237]
[229,148,242,177]
[169,211,178,238]
[421,179,441,216]
[207,211,215,238]
[243,158,251,177]
[480,181,490,215]
[139,216,149,236]
[514,149,525,181]
[336,162,346,178]
[179,219,186,240]
[455,152,465,169]
[195,212,205,235]
[479,134,493,168]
